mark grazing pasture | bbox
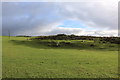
[2,36,118,78]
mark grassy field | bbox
[2,36,118,78]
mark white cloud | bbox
[59,2,118,30]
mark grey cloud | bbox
[2,2,64,36]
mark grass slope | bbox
[2,36,118,78]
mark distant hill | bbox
[30,34,120,44]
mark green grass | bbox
[2,36,118,78]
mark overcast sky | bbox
[2,1,118,36]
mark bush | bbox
[90,44,96,47]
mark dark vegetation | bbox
[30,34,120,44]
[16,35,31,37]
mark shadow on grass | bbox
[9,39,116,51]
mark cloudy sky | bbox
[2,1,118,36]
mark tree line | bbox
[29,34,120,44]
